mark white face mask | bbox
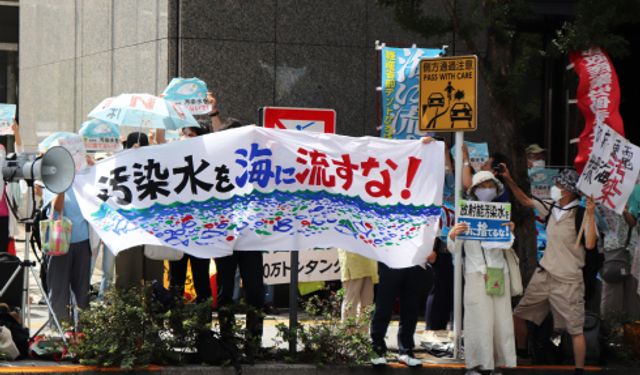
[550,186,564,202]
[475,187,498,202]
[531,160,545,168]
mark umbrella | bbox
[79,119,122,152]
[39,132,87,172]
[88,93,199,131]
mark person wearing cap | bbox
[525,144,546,169]
[500,166,597,375]
[448,171,517,374]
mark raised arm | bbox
[498,164,535,208]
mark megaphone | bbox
[1,146,76,194]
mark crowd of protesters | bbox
[1,90,640,375]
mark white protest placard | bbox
[457,200,512,242]
[162,77,211,115]
[73,126,444,269]
[577,123,640,214]
[0,104,16,135]
[263,249,340,285]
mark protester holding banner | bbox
[447,171,517,374]
[338,249,378,323]
[114,133,164,289]
[168,125,212,304]
[503,167,597,375]
[370,261,426,367]
[45,169,92,325]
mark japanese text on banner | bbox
[458,200,512,242]
[73,126,444,269]
[380,47,443,139]
[263,249,340,285]
[577,123,640,214]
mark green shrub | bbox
[274,288,374,365]
[70,285,211,369]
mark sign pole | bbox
[452,130,464,359]
[289,251,299,355]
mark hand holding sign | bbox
[448,222,470,240]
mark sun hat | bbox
[552,169,579,195]
[467,170,504,197]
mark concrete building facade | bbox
[19,0,452,149]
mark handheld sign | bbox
[577,123,640,214]
[0,104,16,135]
[458,200,512,242]
[79,119,122,152]
[162,78,211,115]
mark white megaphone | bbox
[1,146,76,193]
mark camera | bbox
[492,162,505,174]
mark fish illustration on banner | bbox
[79,119,122,152]
[73,126,444,269]
[380,47,443,139]
[0,104,16,135]
[162,78,211,116]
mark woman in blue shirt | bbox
[46,187,91,325]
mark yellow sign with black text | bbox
[419,55,477,132]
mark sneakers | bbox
[398,353,422,367]
[371,356,387,366]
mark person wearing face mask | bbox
[500,167,597,375]
[525,144,546,169]
[448,171,516,375]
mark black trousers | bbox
[426,251,454,330]
[169,254,212,303]
[214,251,265,346]
[0,216,9,253]
[370,263,425,356]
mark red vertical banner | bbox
[570,47,624,174]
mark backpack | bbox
[0,310,29,359]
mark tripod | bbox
[0,184,67,345]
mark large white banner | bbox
[577,123,640,214]
[73,126,444,268]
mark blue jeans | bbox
[99,245,115,298]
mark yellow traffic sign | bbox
[419,55,477,132]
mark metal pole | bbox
[288,250,299,355]
[21,222,31,327]
[452,131,464,359]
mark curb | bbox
[0,363,622,375]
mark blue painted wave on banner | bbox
[92,190,442,249]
